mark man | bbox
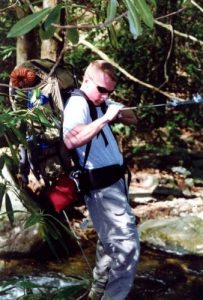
[63,60,140,300]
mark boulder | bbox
[0,163,43,257]
[138,214,203,256]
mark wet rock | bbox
[0,219,42,258]
[130,173,159,203]
[0,164,43,258]
[171,166,191,177]
[138,215,203,256]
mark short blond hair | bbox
[84,60,117,83]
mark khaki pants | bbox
[85,178,140,300]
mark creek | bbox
[0,244,203,300]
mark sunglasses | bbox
[88,75,114,94]
[96,85,114,94]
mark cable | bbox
[62,210,93,275]
[121,93,203,111]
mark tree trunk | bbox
[41,0,64,61]
[15,5,39,66]
[16,31,39,66]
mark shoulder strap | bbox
[71,89,97,120]
[67,89,93,169]
[71,89,108,147]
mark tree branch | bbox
[79,38,184,101]
[0,1,18,12]
[53,10,203,46]
[156,8,186,20]
[191,0,203,13]
[155,20,203,45]
[53,11,127,30]
[158,24,174,89]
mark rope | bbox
[121,93,203,111]
[62,210,93,275]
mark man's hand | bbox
[104,104,121,122]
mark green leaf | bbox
[43,5,62,31]
[149,0,156,6]
[4,133,18,164]
[108,25,119,48]
[0,124,6,136]
[5,193,14,225]
[127,9,142,39]
[42,224,59,259]
[40,5,62,40]
[39,26,54,40]
[124,0,142,38]
[45,218,70,255]
[136,0,154,28]
[15,89,28,99]
[34,108,52,126]
[67,28,79,44]
[0,183,6,211]
[11,127,27,147]
[7,8,51,38]
[106,0,118,22]
[146,0,156,6]
[24,213,43,228]
[0,156,5,172]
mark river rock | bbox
[0,217,42,257]
[132,197,203,222]
[138,215,203,256]
[0,163,43,258]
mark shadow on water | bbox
[130,245,203,300]
[0,245,203,299]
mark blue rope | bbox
[169,93,203,107]
[121,93,203,111]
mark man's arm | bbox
[63,104,121,149]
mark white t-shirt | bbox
[63,95,123,169]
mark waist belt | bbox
[80,164,126,191]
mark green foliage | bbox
[0,94,59,225]
[7,0,155,41]
[135,0,154,28]
[0,275,90,299]
[112,123,132,137]
[126,2,142,39]
[67,27,79,45]
[7,8,52,38]
[0,183,6,210]
[0,92,58,144]
[40,5,62,40]
[122,0,155,39]
[5,193,14,225]
[0,2,16,81]
[0,45,16,61]
[25,211,73,259]
[106,0,118,22]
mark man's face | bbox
[86,70,116,106]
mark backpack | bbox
[10,59,79,207]
[9,59,108,212]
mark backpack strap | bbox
[71,89,108,147]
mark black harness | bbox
[67,89,130,191]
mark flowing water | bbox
[0,245,203,299]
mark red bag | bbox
[47,175,78,213]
